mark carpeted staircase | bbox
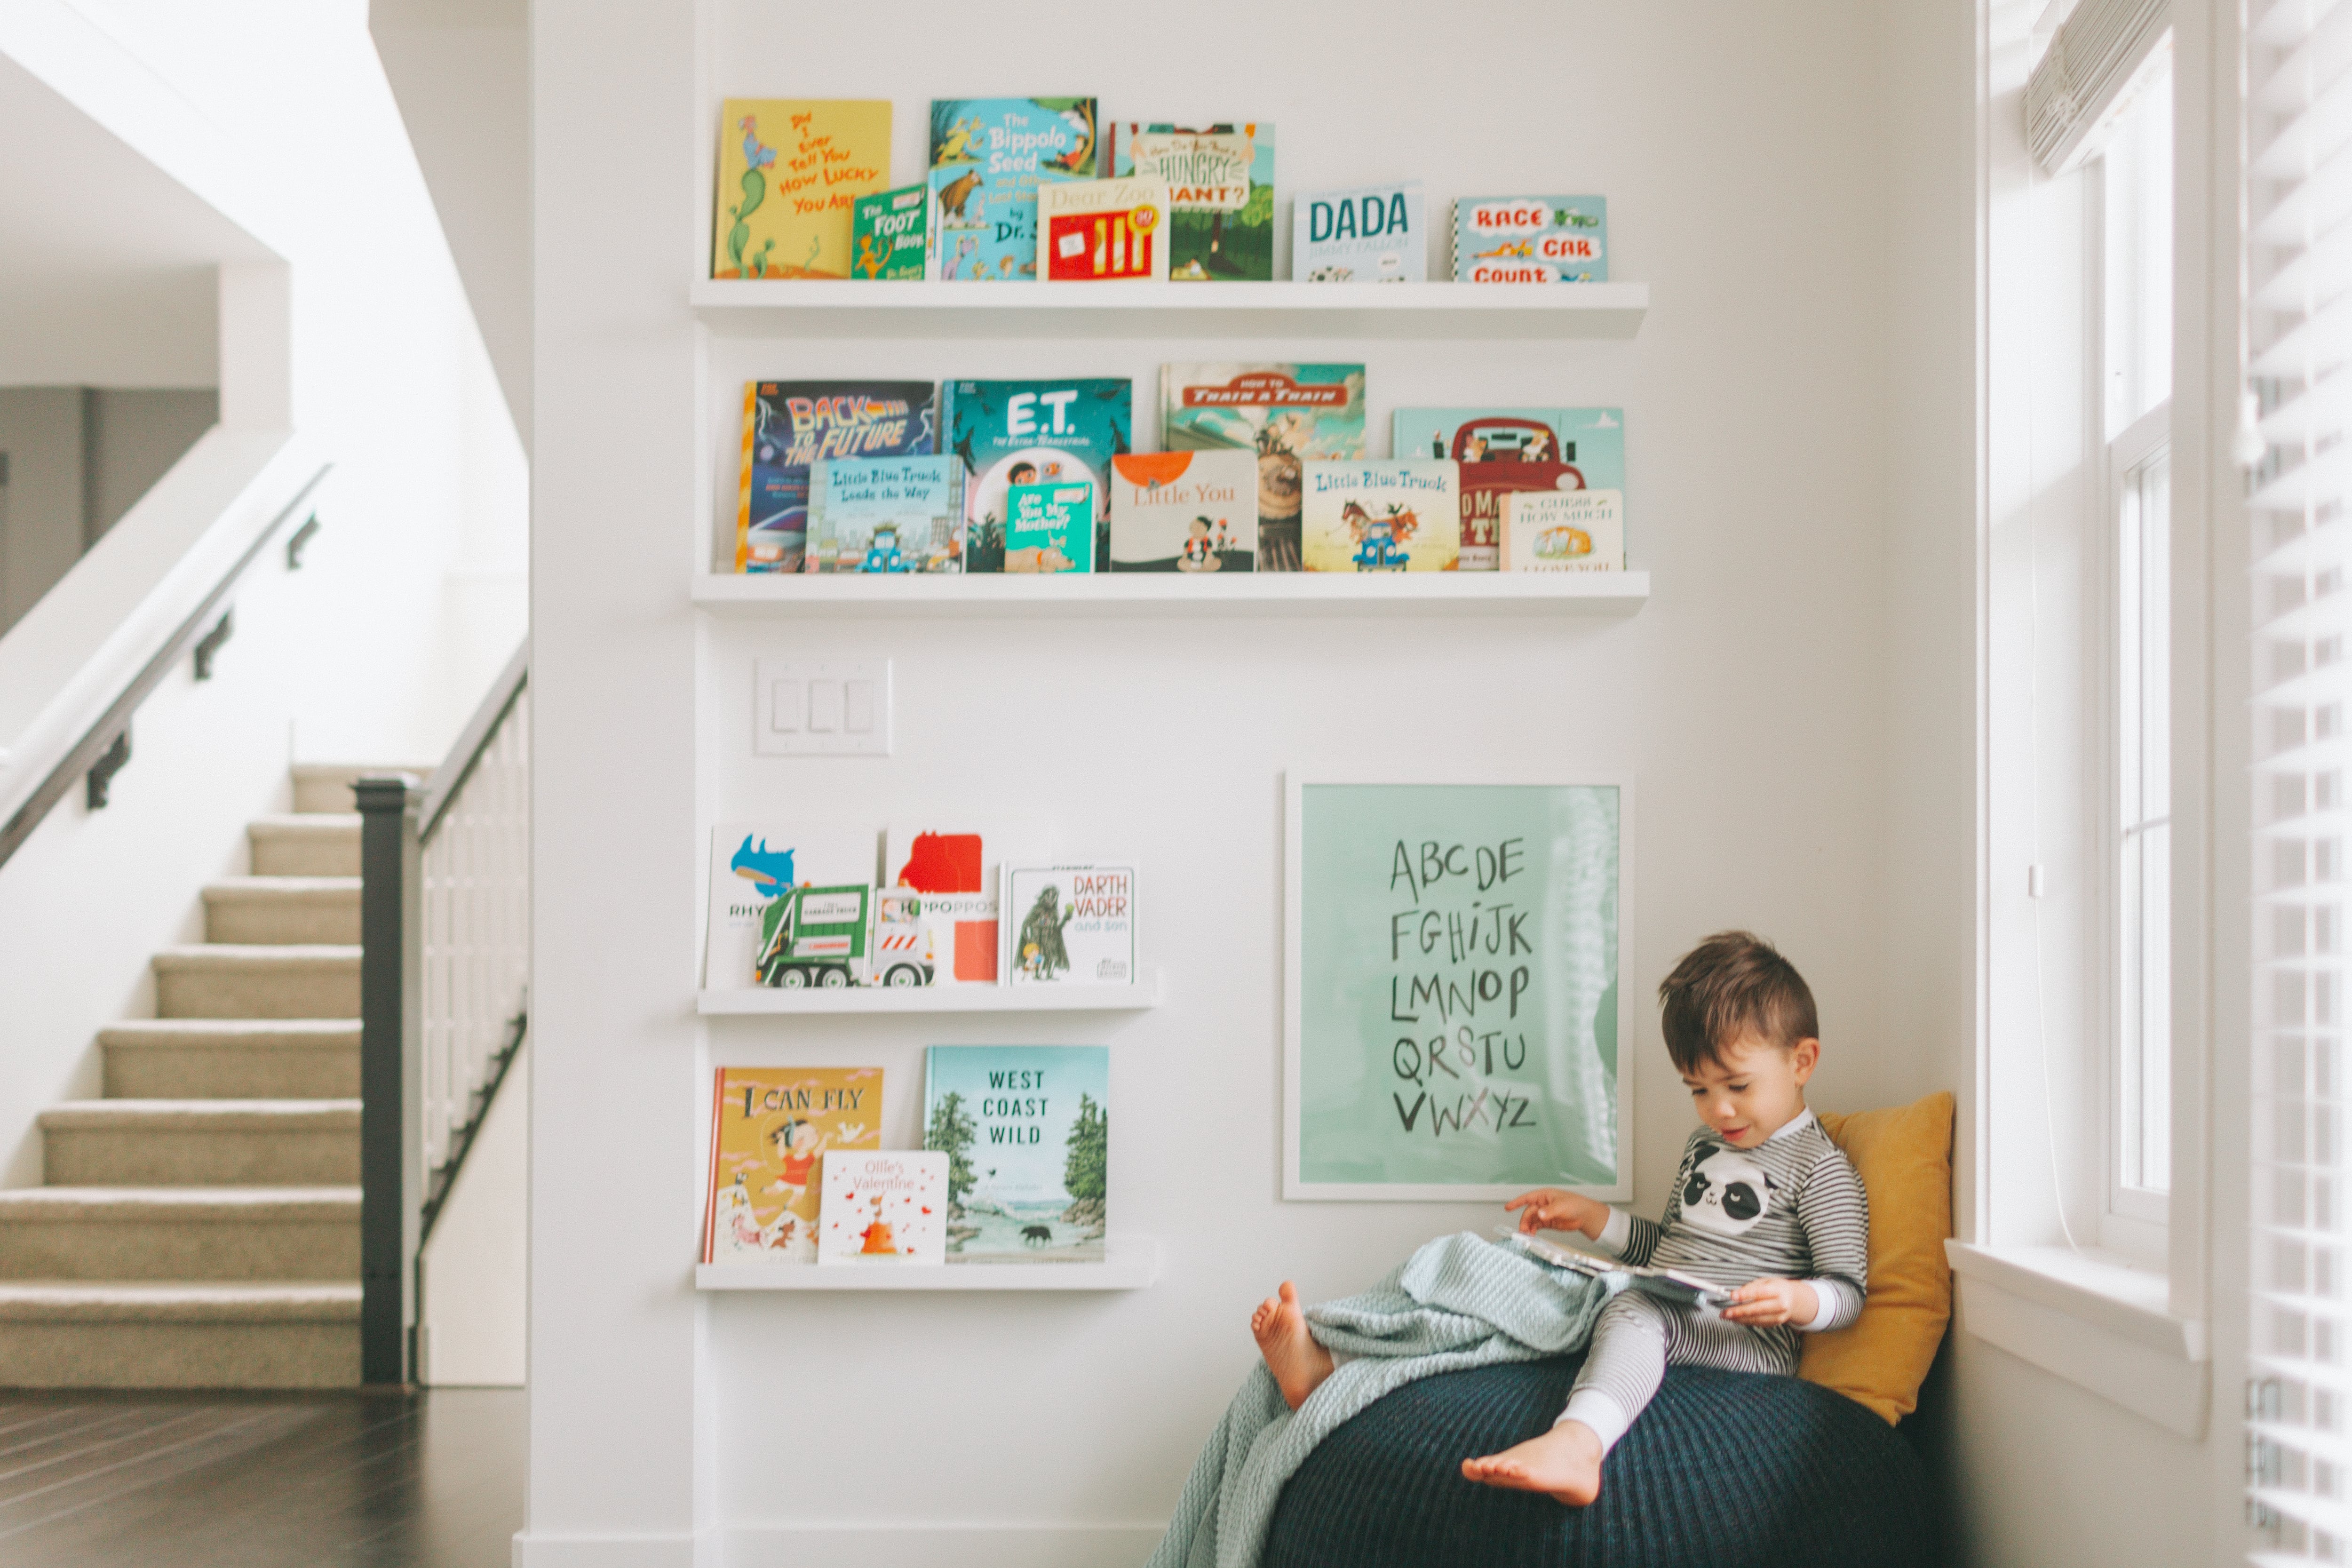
[0,765,403,1388]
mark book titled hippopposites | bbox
[1161,364,1365,572]
[1107,123,1276,281]
[928,98,1099,282]
[712,99,891,280]
[702,1067,883,1264]
[735,381,937,573]
[923,1045,1110,1263]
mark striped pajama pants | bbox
[1562,1291,1800,1450]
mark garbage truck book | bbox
[851,184,929,279]
[927,97,1100,282]
[702,1067,884,1264]
[1106,123,1276,281]
[1451,195,1607,283]
[816,1151,948,1265]
[1161,363,1365,572]
[1300,461,1461,573]
[806,455,966,573]
[1108,451,1257,572]
[883,826,1002,984]
[712,99,891,280]
[1036,177,1172,282]
[924,1044,1110,1263]
[1003,866,1136,986]
[702,824,880,989]
[734,381,938,573]
[946,378,1130,573]
[1292,180,1425,282]
[1390,408,1626,572]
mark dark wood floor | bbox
[0,1388,523,1568]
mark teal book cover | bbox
[1391,408,1625,571]
[1005,480,1095,572]
[923,1045,1109,1263]
[929,98,1099,282]
[1451,196,1607,282]
[807,455,966,573]
[946,378,1131,572]
[1106,123,1275,281]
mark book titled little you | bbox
[817,1151,948,1264]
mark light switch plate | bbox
[753,659,891,756]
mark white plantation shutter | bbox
[2029,0,2174,172]
[2248,1,2352,1557]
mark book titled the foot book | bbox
[850,184,928,280]
[816,1151,948,1264]
[1107,123,1275,281]
[702,1067,884,1264]
[924,1045,1109,1263]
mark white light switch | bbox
[753,659,891,756]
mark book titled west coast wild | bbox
[807,455,965,573]
[1162,364,1365,572]
[1107,123,1275,281]
[816,1151,948,1265]
[735,382,937,573]
[928,98,1099,282]
[946,378,1130,572]
[1108,451,1256,573]
[924,1045,1109,1263]
[702,1067,883,1264]
[712,100,890,279]
[1302,462,1462,573]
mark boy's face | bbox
[1681,1032,1819,1148]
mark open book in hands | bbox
[1491,1225,1736,1313]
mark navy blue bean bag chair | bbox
[1262,1356,1939,1568]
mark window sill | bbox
[1944,1240,2209,1438]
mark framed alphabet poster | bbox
[1284,775,1632,1202]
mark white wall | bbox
[529,1,1933,1561]
[421,1041,529,1387]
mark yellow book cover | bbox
[713,99,891,280]
[702,1067,883,1263]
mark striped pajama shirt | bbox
[1561,1109,1869,1452]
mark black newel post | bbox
[355,775,420,1389]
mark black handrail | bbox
[0,464,332,871]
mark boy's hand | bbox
[1722,1278,1818,1326]
[1503,1188,1609,1241]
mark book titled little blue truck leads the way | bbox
[924,1044,1109,1264]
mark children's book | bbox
[923,1045,1110,1263]
[944,379,1131,572]
[1391,408,1627,571]
[735,381,938,573]
[1037,177,1172,282]
[1004,481,1096,572]
[1108,451,1256,573]
[882,826,1001,984]
[850,184,929,279]
[1003,865,1136,986]
[1491,1226,1734,1311]
[1301,461,1462,573]
[1503,489,1625,571]
[817,1151,948,1264]
[1107,124,1275,281]
[1160,364,1366,572]
[712,100,891,280]
[1291,181,1425,283]
[1451,196,1608,283]
[927,98,1100,282]
[702,1067,883,1264]
[703,824,879,989]
[807,455,965,573]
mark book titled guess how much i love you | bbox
[924,1045,1109,1263]
[712,100,890,280]
[735,382,937,573]
[816,1151,948,1265]
[928,98,1099,282]
[702,1067,883,1264]
[1107,123,1275,281]
[946,379,1130,572]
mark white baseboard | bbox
[723,1523,1167,1568]
[510,1530,702,1568]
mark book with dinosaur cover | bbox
[702,823,881,989]
[1004,480,1096,572]
[1161,364,1365,572]
[850,184,928,279]
[1036,177,1172,281]
[923,1044,1110,1263]
[711,99,891,280]
[1106,123,1275,281]
[1391,407,1626,571]
[807,455,965,573]
[816,1151,948,1265]
[735,381,938,573]
[1003,865,1136,986]
[1451,195,1608,283]
[927,98,1100,282]
[1292,180,1425,283]
[945,378,1130,572]
[1503,489,1624,571]
[882,825,1001,984]
[1301,461,1462,573]
[1108,451,1256,572]
[702,1067,883,1264]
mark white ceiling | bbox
[0,48,272,388]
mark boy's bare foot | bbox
[1250,1281,1335,1410]
[1460,1419,1604,1506]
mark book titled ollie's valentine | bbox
[734,381,937,573]
[702,1067,883,1264]
[816,1150,948,1265]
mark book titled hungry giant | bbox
[735,381,937,573]
[702,1067,883,1264]
[945,378,1131,572]
[850,184,928,279]
[807,455,965,573]
[1037,177,1172,282]
[1161,364,1366,572]
[1292,180,1425,282]
[1452,195,1608,283]
[1107,123,1275,281]
[1301,461,1461,573]
[816,1151,948,1265]
[1392,407,1628,570]
[712,100,891,280]
[928,98,1099,282]
[1108,451,1256,573]
[923,1045,1110,1263]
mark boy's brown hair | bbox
[1657,931,1819,1073]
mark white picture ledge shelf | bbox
[689,279,1648,340]
[692,572,1650,619]
[699,970,1162,1014]
[698,1238,1159,1291]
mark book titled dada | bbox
[1108,451,1256,573]
[1293,180,1425,283]
[1005,866,1136,986]
[816,1150,948,1264]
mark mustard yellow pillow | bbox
[1800,1091,1955,1424]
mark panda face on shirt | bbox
[1680,1145,1778,1237]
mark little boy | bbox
[1249,931,1868,1506]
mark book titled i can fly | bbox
[712,100,891,280]
[850,185,928,279]
[928,98,1099,282]
[1293,180,1425,282]
[945,379,1130,572]
[1453,196,1607,283]
[924,1045,1110,1263]
[702,1067,883,1264]
[735,382,937,573]
[1108,123,1275,281]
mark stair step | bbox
[290,764,428,816]
[0,1187,359,1281]
[248,814,361,877]
[40,1099,361,1186]
[152,944,360,1020]
[202,877,361,945]
[0,1281,359,1388]
[99,1020,359,1100]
